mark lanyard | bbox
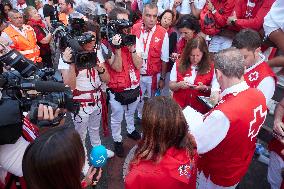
[143,31,151,53]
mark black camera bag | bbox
[112,86,140,105]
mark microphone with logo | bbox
[89,145,108,188]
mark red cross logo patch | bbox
[248,71,259,82]
[154,37,161,43]
[248,105,267,141]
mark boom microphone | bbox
[20,81,68,92]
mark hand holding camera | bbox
[170,53,180,62]
[37,104,61,121]
[111,34,122,47]
[62,47,73,63]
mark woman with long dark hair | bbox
[125,97,198,189]
[175,15,200,55]
[3,3,12,20]
[23,126,101,189]
[169,36,219,113]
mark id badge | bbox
[129,69,138,83]
[141,53,148,74]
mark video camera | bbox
[52,18,98,69]
[0,44,80,144]
[98,15,136,49]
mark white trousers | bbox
[137,74,169,119]
[209,35,233,53]
[160,72,171,96]
[72,105,102,175]
[268,151,284,189]
[109,91,139,142]
[73,105,102,147]
[197,171,238,189]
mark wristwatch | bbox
[160,76,165,81]
[230,19,237,26]
[97,68,105,75]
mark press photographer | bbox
[98,14,136,50]
[58,20,114,174]
[102,7,143,157]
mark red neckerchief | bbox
[27,18,46,28]
[17,2,25,6]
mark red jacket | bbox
[244,61,276,88]
[200,88,267,186]
[229,0,275,31]
[176,38,187,55]
[105,45,140,92]
[132,23,167,76]
[173,61,214,113]
[125,147,198,189]
[0,117,39,189]
[200,0,235,35]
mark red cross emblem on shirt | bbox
[248,105,267,141]
[248,71,259,82]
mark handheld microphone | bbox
[90,145,108,168]
[20,81,68,92]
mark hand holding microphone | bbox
[82,166,102,188]
[83,145,108,188]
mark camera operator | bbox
[58,21,114,174]
[0,34,87,188]
[0,104,61,187]
[103,7,143,158]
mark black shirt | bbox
[43,4,58,21]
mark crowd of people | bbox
[1,0,284,188]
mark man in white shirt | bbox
[184,48,267,188]
[59,30,114,173]
[132,3,169,120]
[157,0,206,17]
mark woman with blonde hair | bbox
[24,6,52,68]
